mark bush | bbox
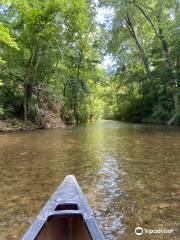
[118,98,153,123]
[152,105,171,121]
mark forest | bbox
[0,0,179,130]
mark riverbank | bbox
[0,119,40,133]
[0,117,66,134]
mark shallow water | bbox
[0,120,179,239]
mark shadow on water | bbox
[0,120,179,239]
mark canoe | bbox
[22,175,105,240]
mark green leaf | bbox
[0,23,19,50]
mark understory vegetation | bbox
[0,0,179,128]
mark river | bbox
[0,120,179,239]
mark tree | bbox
[132,0,180,123]
[99,0,180,124]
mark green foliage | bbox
[0,23,19,49]
[101,0,180,125]
[0,0,104,124]
[0,0,179,126]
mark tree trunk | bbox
[125,14,151,97]
[73,49,83,123]
[23,83,27,123]
[125,15,150,76]
[23,45,39,122]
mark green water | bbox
[0,120,179,239]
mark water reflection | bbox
[0,120,179,239]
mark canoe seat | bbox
[55,203,78,211]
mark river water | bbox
[0,120,179,239]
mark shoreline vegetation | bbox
[0,0,179,129]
